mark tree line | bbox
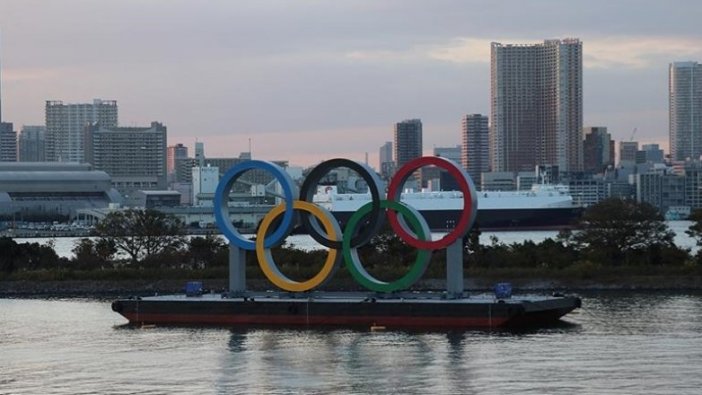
[2,200,702,279]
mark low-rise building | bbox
[0,162,121,222]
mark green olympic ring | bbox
[343,200,432,292]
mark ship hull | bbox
[112,293,581,330]
[330,206,583,232]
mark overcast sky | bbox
[1,0,701,168]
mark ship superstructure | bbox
[314,184,582,230]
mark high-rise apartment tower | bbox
[84,121,167,194]
[669,61,702,161]
[45,99,118,162]
[393,119,423,169]
[461,114,489,184]
[490,39,583,173]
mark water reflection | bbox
[2,294,702,394]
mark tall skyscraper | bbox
[490,39,583,173]
[45,99,118,162]
[669,61,702,161]
[19,125,46,162]
[84,121,167,194]
[393,119,423,169]
[583,126,614,173]
[461,114,489,184]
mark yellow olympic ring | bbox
[255,200,342,292]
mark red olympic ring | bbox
[386,156,478,250]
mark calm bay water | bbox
[1,293,701,394]
[12,221,699,259]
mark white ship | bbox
[313,184,583,231]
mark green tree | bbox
[94,209,185,265]
[72,238,117,269]
[574,198,674,265]
[685,209,702,264]
[187,235,227,269]
[0,237,64,273]
[0,237,22,273]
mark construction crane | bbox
[629,127,638,141]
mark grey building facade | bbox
[461,114,489,185]
[491,39,583,173]
[18,125,46,162]
[669,62,702,161]
[394,119,423,169]
[45,99,118,162]
[379,141,393,180]
[0,162,121,221]
[583,126,614,173]
[167,143,188,183]
[84,121,167,196]
[0,121,16,162]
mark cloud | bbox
[584,37,702,69]
[3,68,60,82]
[345,36,702,70]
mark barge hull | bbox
[112,294,581,329]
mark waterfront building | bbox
[461,114,489,185]
[394,119,422,188]
[18,125,46,162]
[0,121,16,161]
[394,119,423,168]
[568,178,606,207]
[171,182,193,205]
[167,143,188,183]
[192,165,219,206]
[174,157,197,184]
[490,39,583,173]
[195,141,205,166]
[683,161,702,209]
[669,62,702,161]
[84,121,167,196]
[638,144,665,164]
[426,145,462,190]
[636,170,686,215]
[203,157,243,177]
[583,127,614,174]
[434,145,461,164]
[133,190,181,209]
[379,141,393,180]
[619,141,639,167]
[0,162,121,221]
[45,99,118,162]
[479,170,540,192]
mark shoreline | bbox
[2,275,702,298]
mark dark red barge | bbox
[112,292,581,329]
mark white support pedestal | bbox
[228,244,246,294]
[446,240,464,298]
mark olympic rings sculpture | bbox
[214,156,478,293]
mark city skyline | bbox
[1,1,702,168]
